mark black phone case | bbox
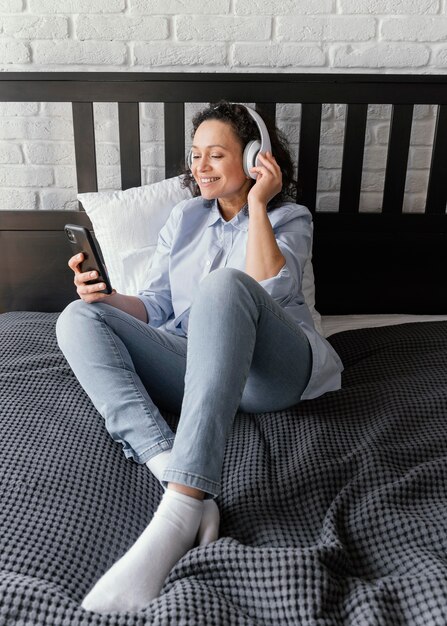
[64,224,113,295]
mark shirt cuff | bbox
[258,264,296,304]
[136,295,164,327]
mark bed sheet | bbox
[322,313,447,337]
[1,311,447,625]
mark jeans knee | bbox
[55,299,91,350]
[198,267,250,300]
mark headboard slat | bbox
[164,103,185,179]
[425,104,447,215]
[118,102,141,190]
[3,73,447,105]
[297,103,322,213]
[72,102,98,195]
[339,104,368,214]
[255,102,276,126]
[382,104,414,214]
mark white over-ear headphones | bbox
[187,103,272,180]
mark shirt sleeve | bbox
[258,211,312,307]
[136,202,183,327]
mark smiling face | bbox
[190,120,252,211]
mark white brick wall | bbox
[0,0,446,211]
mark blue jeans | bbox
[56,268,312,499]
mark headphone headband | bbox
[238,104,272,159]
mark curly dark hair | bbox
[180,100,298,212]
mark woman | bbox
[56,101,343,614]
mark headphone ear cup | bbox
[187,149,193,170]
[243,140,261,179]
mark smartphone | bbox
[64,224,113,295]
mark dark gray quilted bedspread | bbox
[1,311,447,625]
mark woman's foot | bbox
[81,489,202,614]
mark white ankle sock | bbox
[81,489,203,614]
[145,450,171,481]
[145,451,220,546]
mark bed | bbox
[1,72,447,625]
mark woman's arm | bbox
[245,151,286,281]
[103,292,148,323]
[245,205,286,281]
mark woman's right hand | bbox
[68,253,116,303]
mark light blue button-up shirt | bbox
[137,196,343,400]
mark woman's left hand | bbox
[247,151,282,208]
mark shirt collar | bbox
[205,199,249,231]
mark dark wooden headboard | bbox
[1,72,446,314]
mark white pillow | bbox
[302,252,323,336]
[78,176,192,295]
[79,177,322,334]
